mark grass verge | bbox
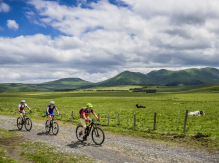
[0,127,96,163]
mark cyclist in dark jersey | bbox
[79,103,100,140]
[18,100,32,124]
[46,101,60,127]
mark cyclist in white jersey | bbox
[18,100,32,124]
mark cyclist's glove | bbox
[97,118,100,121]
[30,110,32,113]
[85,119,89,122]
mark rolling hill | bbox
[145,67,219,86]
[95,67,219,87]
[36,78,93,90]
[95,71,150,86]
[1,67,219,92]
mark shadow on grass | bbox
[37,131,50,136]
[8,129,19,132]
[67,141,101,148]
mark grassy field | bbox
[0,84,219,150]
[0,127,95,163]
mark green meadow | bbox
[0,84,219,149]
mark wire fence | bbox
[71,110,189,133]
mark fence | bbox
[71,110,189,133]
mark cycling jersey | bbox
[18,103,28,111]
[80,107,94,119]
[46,105,56,116]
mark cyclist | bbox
[46,101,60,127]
[18,100,32,124]
[79,103,100,141]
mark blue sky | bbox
[0,0,127,38]
[0,0,219,83]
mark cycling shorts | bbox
[19,110,25,116]
[46,111,55,116]
[80,116,91,127]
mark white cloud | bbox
[1,0,219,83]
[7,20,19,30]
[0,2,10,12]
[0,26,3,31]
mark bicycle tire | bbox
[17,117,23,130]
[24,118,32,131]
[76,125,84,142]
[91,127,105,145]
[45,120,51,134]
[52,121,59,135]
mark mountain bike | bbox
[76,119,105,145]
[45,115,59,135]
[17,112,32,131]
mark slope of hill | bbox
[1,67,219,92]
[184,83,219,93]
[94,67,219,87]
[0,83,49,92]
[95,71,150,86]
[36,78,93,90]
[145,67,219,86]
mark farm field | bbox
[0,87,219,149]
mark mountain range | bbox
[95,67,219,86]
[1,67,219,92]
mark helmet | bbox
[50,101,55,105]
[87,103,93,108]
[21,100,25,103]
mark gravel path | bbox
[0,115,219,163]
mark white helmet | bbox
[50,101,55,104]
[21,100,25,103]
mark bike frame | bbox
[85,120,98,137]
[19,112,30,123]
[48,115,59,127]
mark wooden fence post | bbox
[108,114,109,125]
[72,111,74,119]
[154,112,157,130]
[118,113,120,126]
[183,110,188,133]
[134,114,136,127]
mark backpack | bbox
[79,108,84,114]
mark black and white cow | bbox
[188,111,205,116]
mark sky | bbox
[0,0,219,83]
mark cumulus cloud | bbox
[0,2,10,12]
[7,20,19,30]
[1,0,219,83]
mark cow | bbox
[188,111,205,116]
[136,104,146,108]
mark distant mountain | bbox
[95,71,150,86]
[146,67,219,86]
[0,78,93,92]
[94,67,219,87]
[1,67,219,92]
[36,78,93,90]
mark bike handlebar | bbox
[18,112,31,115]
[89,119,99,122]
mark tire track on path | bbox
[0,115,218,163]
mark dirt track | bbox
[0,115,219,163]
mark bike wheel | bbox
[91,127,105,145]
[52,121,59,135]
[24,118,32,131]
[45,120,51,134]
[17,117,23,130]
[76,125,84,142]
